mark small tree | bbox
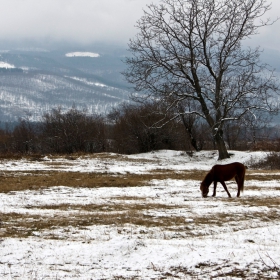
[0,126,12,154]
[41,108,105,154]
[108,102,187,154]
[12,119,40,154]
[124,0,279,159]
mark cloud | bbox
[0,0,160,46]
[0,0,279,50]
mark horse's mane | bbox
[202,170,213,186]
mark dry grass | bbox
[246,170,280,181]
[1,155,280,279]
[0,202,188,239]
[0,168,278,193]
[1,191,279,239]
[0,157,280,241]
[0,169,206,193]
[0,154,280,279]
[240,196,280,208]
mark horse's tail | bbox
[240,176,245,192]
[240,166,246,192]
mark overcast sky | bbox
[0,0,280,51]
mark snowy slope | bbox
[0,48,130,121]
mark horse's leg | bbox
[212,181,217,197]
[235,175,241,197]
[220,181,231,197]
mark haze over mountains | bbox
[0,44,280,123]
[0,44,131,122]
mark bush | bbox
[249,152,280,170]
[41,108,106,154]
[108,102,189,154]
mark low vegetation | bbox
[1,154,280,194]
[0,156,280,239]
[0,169,205,194]
[0,153,280,279]
[249,152,280,170]
[1,105,280,156]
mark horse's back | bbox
[212,162,245,181]
[212,162,245,171]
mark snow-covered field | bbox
[0,150,280,279]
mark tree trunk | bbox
[214,130,229,160]
[180,114,201,152]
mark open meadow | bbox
[0,150,280,279]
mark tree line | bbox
[0,103,278,156]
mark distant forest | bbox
[0,103,280,156]
[0,68,23,73]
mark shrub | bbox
[249,152,280,170]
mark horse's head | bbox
[200,182,209,198]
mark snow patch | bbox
[67,76,107,88]
[0,61,15,68]
[65,52,100,58]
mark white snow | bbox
[0,61,15,68]
[65,52,100,58]
[67,76,107,88]
[0,150,280,279]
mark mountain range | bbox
[1,45,280,124]
[0,45,132,122]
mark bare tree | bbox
[41,107,105,154]
[12,119,40,154]
[108,102,188,153]
[124,0,279,159]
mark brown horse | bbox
[200,162,246,198]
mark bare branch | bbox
[124,0,279,159]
